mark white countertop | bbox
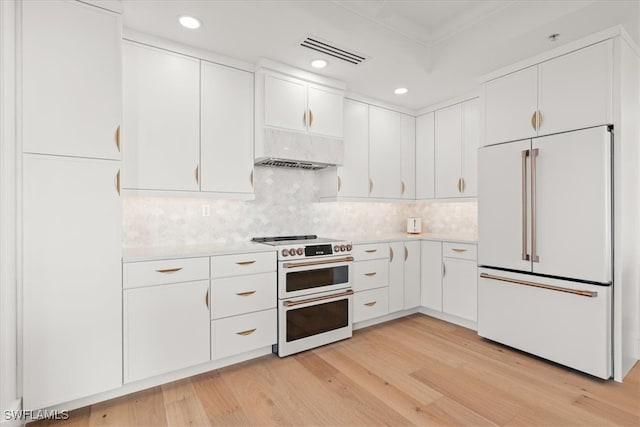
[122,232,476,263]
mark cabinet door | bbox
[123,42,200,191]
[443,258,477,321]
[403,242,421,309]
[201,62,254,194]
[420,241,442,311]
[124,280,210,383]
[307,85,344,138]
[416,112,435,199]
[388,242,404,313]
[337,100,369,198]
[484,66,538,145]
[22,155,122,409]
[369,106,401,199]
[461,99,479,197]
[263,74,307,133]
[22,1,121,160]
[538,40,612,136]
[435,103,462,198]
[477,139,532,272]
[400,114,416,199]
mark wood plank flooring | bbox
[31,314,640,426]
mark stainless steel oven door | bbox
[277,288,353,357]
[278,256,353,299]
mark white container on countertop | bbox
[407,218,422,234]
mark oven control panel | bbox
[279,242,352,260]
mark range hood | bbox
[254,128,344,170]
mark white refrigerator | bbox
[478,125,612,379]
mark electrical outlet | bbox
[202,204,210,217]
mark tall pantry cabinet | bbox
[21,0,123,409]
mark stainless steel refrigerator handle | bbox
[521,149,530,261]
[479,273,598,297]
[530,148,540,263]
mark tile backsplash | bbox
[123,167,477,248]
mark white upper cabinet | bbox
[484,40,612,145]
[22,0,121,160]
[537,40,612,136]
[400,114,416,199]
[307,85,344,138]
[435,103,462,199]
[461,99,479,197]
[263,74,307,133]
[337,99,369,198]
[201,61,254,194]
[484,66,538,146]
[123,42,200,191]
[415,112,435,199]
[262,73,344,138]
[369,106,402,199]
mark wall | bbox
[123,167,477,248]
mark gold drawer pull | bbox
[236,328,256,336]
[236,290,256,297]
[205,289,209,309]
[156,268,183,274]
[195,165,199,184]
[451,248,467,253]
[364,301,377,307]
[115,125,121,152]
[531,111,537,130]
[236,261,256,266]
[364,272,377,277]
[337,176,342,192]
[365,249,377,253]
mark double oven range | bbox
[252,235,354,357]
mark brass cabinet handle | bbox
[195,165,199,184]
[451,248,467,253]
[236,260,256,266]
[442,261,446,277]
[115,169,120,195]
[236,290,256,297]
[480,273,597,298]
[364,272,377,277]
[457,177,462,193]
[389,247,394,262]
[531,111,538,131]
[404,246,408,261]
[537,111,543,130]
[460,177,465,193]
[156,268,183,273]
[531,148,539,262]
[236,328,256,336]
[309,110,314,127]
[115,125,120,152]
[283,256,354,269]
[364,301,377,307]
[401,180,405,195]
[365,249,377,253]
[250,169,254,187]
[521,149,530,261]
[205,289,209,310]
[369,178,373,194]
[283,289,354,307]
[303,111,307,127]
[337,176,342,192]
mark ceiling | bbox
[122,0,640,111]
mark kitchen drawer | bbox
[211,272,276,319]
[212,309,277,360]
[354,288,389,323]
[353,259,389,292]
[123,257,209,289]
[210,251,276,278]
[443,242,477,261]
[352,243,390,261]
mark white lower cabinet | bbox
[443,258,477,321]
[388,242,404,312]
[212,309,277,360]
[354,288,389,323]
[352,243,390,323]
[124,280,211,383]
[420,241,443,311]
[389,241,421,313]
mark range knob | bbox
[340,244,347,252]
[281,249,289,257]
[334,245,340,252]
[288,248,296,256]
[296,247,304,256]
[346,244,352,251]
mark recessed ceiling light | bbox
[394,87,408,95]
[179,16,201,29]
[311,59,328,69]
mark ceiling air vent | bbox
[300,36,368,65]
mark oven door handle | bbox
[282,256,354,269]
[283,289,354,307]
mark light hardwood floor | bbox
[31,314,640,426]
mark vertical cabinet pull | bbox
[205,289,209,310]
[369,178,373,194]
[309,110,314,127]
[457,177,462,193]
[115,125,121,152]
[404,246,408,261]
[537,111,543,130]
[115,169,120,195]
[531,148,539,262]
[303,111,307,127]
[389,247,394,262]
[195,165,199,184]
[250,169,254,187]
[442,261,446,277]
[460,177,465,193]
[337,176,342,192]
[401,180,406,195]
[521,149,530,261]
[531,111,537,131]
